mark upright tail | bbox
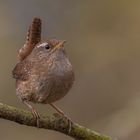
[18,18,42,61]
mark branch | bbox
[0,103,112,140]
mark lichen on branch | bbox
[0,103,112,140]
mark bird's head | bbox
[28,39,67,61]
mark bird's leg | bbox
[49,103,72,133]
[23,101,41,127]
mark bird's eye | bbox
[45,44,51,50]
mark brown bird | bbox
[12,18,75,130]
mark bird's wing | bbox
[12,60,33,81]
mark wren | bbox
[12,18,75,129]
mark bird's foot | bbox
[50,103,73,133]
[23,101,41,127]
[31,107,41,127]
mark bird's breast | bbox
[38,58,75,103]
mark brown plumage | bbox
[12,18,75,131]
[18,18,41,61]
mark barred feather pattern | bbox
[18,18,42,61]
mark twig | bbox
[0,103,112,140]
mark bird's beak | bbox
[55,40,66,49]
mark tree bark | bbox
[0,103,112,140]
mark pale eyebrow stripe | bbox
[37,42,48,48]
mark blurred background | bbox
[0,0,140,140]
